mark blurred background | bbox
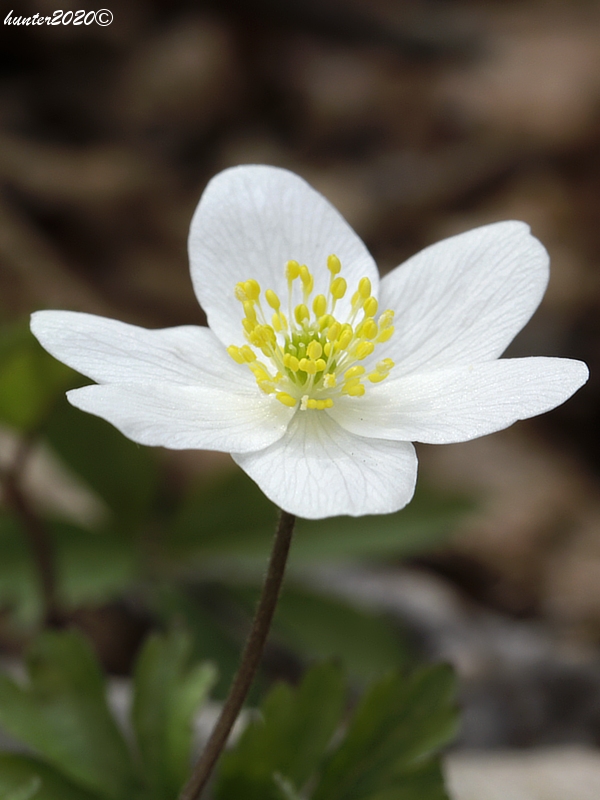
[1,0,600,797]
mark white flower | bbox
[31,165,588,519]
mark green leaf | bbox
[132,629,217,800]
[44,397,157,525]
[1,775,41,800]
[0,755,101,800]
[0,631,137,800]
[0,324,73,431]
[169,471,468,566]
[215,663,345,800]
[272,588,407,681]
[358,760,449,800]
[312,664,458,800]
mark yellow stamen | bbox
[355,341,375,360]
[358,277,371,298]
[345,365,365,380]
[330,277,347,299]
[276,392,298,407]
[295,304,309,324]
[243,301,256,321]
[241,346,256,362]
[266,289,280,309]
[361,319,378,340]
[344,382,365,397]
[313,294,327,317]
[227,345,245,364]
[327,254,341,274]
[364,297,378,317]
[286,260,300,280]
[376,326,395,343]
[229,253,396,411]
[244,279,260,301]
[307,340,322,360]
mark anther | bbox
[243,301,256,321]
[364,297,378,317]
[327,254,341,274]
[265,289,280,309]
[276,392,298,407]
[294,304,309,324]
[299,358,317,375]
[358,277,371,298]
[307,341,322,360]
[344,382,366,397]
[337,329,353,350]
[330,277,347,300]
[355,341,375,359]
[227,345,245,364]
[244,279,260,301]
[326,322,341,341]
[313,294,327,317]
[361,319,378,340]
[286,260,300,280]
[234,282,247,301]
[376,327,394,343]
[284,354,299,372]
[345,365,365,380]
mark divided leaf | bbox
[215,663,345,800]
[0,755,100,800]
[215,664,457,800]
[0,631,137,800]
[312,664,458,800]
[132,629,217,800]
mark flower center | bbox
[227,255,395,410]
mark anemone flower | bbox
[31,165,588,519]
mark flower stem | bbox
[179,509,296,800]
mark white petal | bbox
[188,165,379,347]
[31,310,258,392]
[232,411,418,519]
[67,382,292,452]
[378,222,549,375]
[329,358,588,444]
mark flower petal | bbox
[232,411,417,518]
[188,165,379,347]
[67,382,292,452]
[378,222,550,375]
[31,310,258,392]
[329,357,589,444]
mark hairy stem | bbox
[179,509,296,800]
